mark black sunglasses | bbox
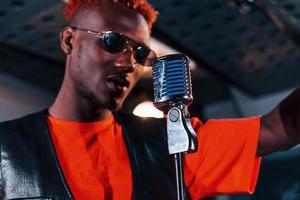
[71,26,156,66]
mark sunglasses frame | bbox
[70,26,156,66]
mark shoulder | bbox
[190,116,261,135]
[0,110,48,147]
[203,116,261,127]
[0,110,49,169]
[0,110,46,131]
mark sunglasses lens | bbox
[103,32,126,53]
[135,46,150,65]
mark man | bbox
[0,0,300,199]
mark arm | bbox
[257,88,300,156]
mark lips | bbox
[107,74,130,95]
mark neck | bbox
[49,80,112,122]
[49,103,112,122]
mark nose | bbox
[114,48,135,73]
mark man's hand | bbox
[257,88,300,157]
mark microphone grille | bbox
[152,54,193,111]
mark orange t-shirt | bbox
[47,115,261,200]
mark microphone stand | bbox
[174,153,185,200]
[166,103,198,200]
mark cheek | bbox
[82,46,114,79]
[73,56,108,93]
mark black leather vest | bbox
[0,110,190,200]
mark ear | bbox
[60,27,75,55]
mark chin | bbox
[94,92,127,111]
[107,103,123,112]
[106,97,125,111]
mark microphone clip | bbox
[166,104,198,154]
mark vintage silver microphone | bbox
[152,54,198,200]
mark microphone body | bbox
[152,54,193,112]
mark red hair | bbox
[64,0,158,29]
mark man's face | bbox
[64,2,151,111]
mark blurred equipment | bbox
[229,0,300,48]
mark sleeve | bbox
[184,117,262,199]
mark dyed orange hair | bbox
[64,0,158,29]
